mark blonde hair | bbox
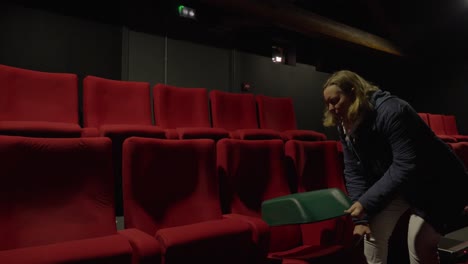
[322,70,379,127]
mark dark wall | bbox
[125,29,165,84]
[411,61,468,134]
[124,30,335,136]
[166,38,231,91]
[0,3,122,125]
[0,3,122,79]
[234,52,332,136]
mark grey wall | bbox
[166,38,231,91]
[235,51,332,136]
[124,31,334,136]
[0,3,122,125]
[125,29,165,84]
[0,4,121,79]
[415,63,468,134]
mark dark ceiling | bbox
[5,0,468,64]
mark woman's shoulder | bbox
[374,93,411,117]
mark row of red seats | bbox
[0,63,328,219]
[418,112,468,142]
[0,135,360,264]
[0,64,326,142]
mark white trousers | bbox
[364,197,442,264]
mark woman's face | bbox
[323,84,353,122]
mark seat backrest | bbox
[256,95,297,131]
[153,84,211,128]
[0,136,115,250]
[83,75,153,128]
[443,115,459,135]
[209,90,259,130]
[284,140,352,247]
[418,112,430,126]
[0,64,78,123]
[428,114,447,135]
[216,139,302,252]
[449,142,468,170]
[122,137,221,235]
[285,140,346,193]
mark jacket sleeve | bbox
[340,134,370,224]
[358,103,417,216]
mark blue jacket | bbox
[339,89,468,234]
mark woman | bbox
[322,70,468,264]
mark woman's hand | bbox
[354,224,371,237]
[345,201,366,219]
[353,224,372,245]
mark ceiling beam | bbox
[200,0,402,56]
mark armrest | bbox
[235,129,282,140]
[0,121,82,138]
[176,127,229,140]
[99,125,166,139]
[0,234,132,264]
[81,127,100,137]
[223,213,270,262]
[223,213,270,246]
[155,218,254,262]
[164,129,179,139]
[119,228,162,264]
[262,188,352,226]
[282,130,327,141]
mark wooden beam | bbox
[200,0,402,56]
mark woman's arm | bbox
[358,102,417,216]
[341,136,369,224]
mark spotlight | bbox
[272,46,284,64]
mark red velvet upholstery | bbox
[0,64,84,137]
[217,139,313,260]
[429,114,448,135]
[83,76,166,216]
[443,115,468,142]
[449,142,468,169]
[153,84,229,140]
[427,114,457,143]
[284,140,356,262]
[0,121,81,137]
[122,137,262,263]
[256,95,326,141]
[0,136,157,264]
[83,75,154,128]
[0,235,133,264]
[418,112,430,125]
[118,228,162,264]
[209,90,281,140]
[444,115,459,135]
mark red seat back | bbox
[285,140,352,246]
[0,136,115,250]
[209,90,259,130]
[285,140,346,193]
[122,137,221,235]
[83,75,153,128]
[449,142,468,170]
[418,113,430,126]
[0,64,78,123]
[153,84,211,128]
[428,114,447,135]
[256,95,297,131]
[443,115,459,135]
[217,139,303,252]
